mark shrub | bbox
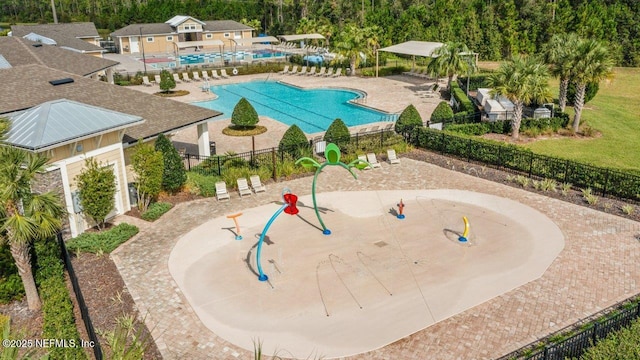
[582,188,599,205]
[66,223,139,254]
[324,118,351,148]
[231,98,259,129]
[0,244,24,303]
[159,69,175,93]
[621,204,635,215]
[131,140,164,213]
[279,125,310,156]
[395,104,423,134]
[155,134,187,193]
[450,82,475,113]
[141,202,173,221]
[185,172,219,197]
[445,123,490,136]
[431,101,454,123]
[581,317,640,360]
[75,157,117,230]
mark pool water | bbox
[179,50,286,65]
[194,81,390,133]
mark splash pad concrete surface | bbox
[168,189,564,358]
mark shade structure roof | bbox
[231,36,280,45]
[378,41,444,58]
[278,33,325,42]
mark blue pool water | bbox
[179,50,286,65]
[194,81,388,133]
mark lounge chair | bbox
[369,125,380,132]
[220,69,230,78]
[387,149,400,165]
[192,72,202,81]
[142,76,152,86]
[201,70,210,81]
[366,153,381,169]
[287,65,298,75]
[182,72,191,82]
[250,175,266,193]
[332,68,342,77]
[172,73,182,83]
[278,65,289,74]
[215,181,230,201]
[211,69,221,80]
[403,68,419,76]
[307,66,316,76]
[324,68,334,77]
[358,154,371,170]
[154,74,161,85]
[237,178,252,198]
[315,141,327,156]
[315,67,326,76]
[297,66,308,75]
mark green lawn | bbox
[523,67,640,173]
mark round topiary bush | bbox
[279,125,309,155]
[323,118,350,148]
[430,101,454,123]
[231,98,259,129]
[154,133,186,193]
[395,104,423,134]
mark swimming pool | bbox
[194,81,390,133]
[179,49,286,65]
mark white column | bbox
[106,68,114,84]
[197,123,211,157]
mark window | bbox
[235,31,242,39]
[206,34,212,39]
[166,36,173,41]
[189,24,197,30]
[146,36,154,43]
[224,33,230,38]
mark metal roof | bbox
[166,15,205,27]
[0,55,11,69]
[23,33,57,45]
[378,41,444,58]
[278,33,325,42]
[4,99,144,151]
[232,36,279,45]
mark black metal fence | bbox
[406,127,640,202]
[57,233,103,360]
[498,299,640,360]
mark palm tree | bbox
[487,55,552,139]
[333,24,379,76]
[426,42,474,90]
[0,129,65,310]
[569,39,614,133]
[544,33,579,112]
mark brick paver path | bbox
[111,158,640,360]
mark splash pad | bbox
[169,189,564,358]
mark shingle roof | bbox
[4,99,144,151]
[0,65,222,144]
[11,23,104,52]
[203,20,253,32]
[0,37,118,76]
[111,19,253,37]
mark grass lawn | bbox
[523,67,640,174]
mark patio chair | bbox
[315,67,326,76]
[288,65,298,75]
[387,149,400,165]
[211,69,221,80]
[154,74,161,85]
[315,140,327,156]
[182,72,192,82]
[358,154,371,170]
[403,68,419,76]
[278,65,289,74]
[172,73,182,83]
[332,68,342,77]
[220,69,230,78]
[366,153,381,169]
[324,68,334,77]
[142,76,152,86]
[297,66,308,75]
[215,181,230,201]
[250,175,266,193]
[307,66,316,76]
[237,178,252,198]
[201,70,210,81]
[192,72,202,81]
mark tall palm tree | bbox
[569,39,614,133]
[426,42,474,90]
[333,24,379,76]
[544,33,579,112]
[0,136,65,310]
[487,55,552,139]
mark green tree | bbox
[131,141,163,213]
[231,98,259,129]
[488,55,552,139]
[395,104,423,134]
[75,157,116,230]
[569,38,614,133]
[154,134,186,193]
[426,42,475,91]
[323,118,350,148]
[430,101,454,123]
[333,23,380,76]
[159,69,175,94]
[0,147,65,310]
[279,125,309,155]
[544,33,579,112]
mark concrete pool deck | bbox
[111,158,640,359]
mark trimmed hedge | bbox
[0,244,24,303]
[66,223,139,254]
[395,105,423,133]
[231,98,259,128]
[155,134,187,193]
[141,202,173,221]
[431,101,454,123]
[324,118,351,148]
[451,82,475,113]
[279,125,310,157]
[445,116,570,136]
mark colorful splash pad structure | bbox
[169,187,565,358]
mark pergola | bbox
[231,36,280,52]
[278,33,325,42]
[375,41,443,77]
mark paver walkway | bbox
[111,158,640,359]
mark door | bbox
[130,36,140,53]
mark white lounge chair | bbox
[172,73,182,83]
[358,154,371,170]
[201,70,210,81]
[142,76,152,86]
[237,178,252,198]
[182,72,191,82]
[297,66,308,75]
[154,74,161,85]
[387,149,400,164]
[315,141,327,156]
[366,153,381,169]
[403,68,419,76]
[332,68,342,77]
[278,65,289,74]
[250,175,266,193]
[287,65,298,75]
[307,66,316,76]
[220,69,230,78]
[211,69,221,80]
[324,68,334,77]
[315,67,326,76]
[192,72,202,81]
[215,181,230,201]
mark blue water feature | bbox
[193,81,388,134]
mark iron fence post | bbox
[380,129,384,149]
[528,153,534,178]
[217,156,221,176]
[272,148,277,181]
[592,322,598,344]
[602,169,610,197]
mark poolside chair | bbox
[366,153,381,169]
[154,74,161,85]
[172,73,182,83]
[403,67,419,76]
[250,175,266,193]
[237,178,252,198]
[387,149,400,165]
[220,69,230,78]
[142,76,152,87]
[215,181,230,201]
[307,66,316,76]
[297,66,308,75]
[369,125,380,132]
[278,65,289,74]
[332,68,342,77]
[182,72,192,82]
[315,141,327,156]
[358,154,371,170]
[201,70,210,81]
[315,67,326,76]
[287,65,298,75]
[324,68,334,77]
[211,69,221,80]
[192,72,202,81]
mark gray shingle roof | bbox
[4,99,144,151]
[111,19,253,37]
[0,37,118,76]
[11,23,104,52]
[203,20,253,32]
[0,64,221,144]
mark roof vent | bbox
[49,78,74,86]
[32,43,43,47]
